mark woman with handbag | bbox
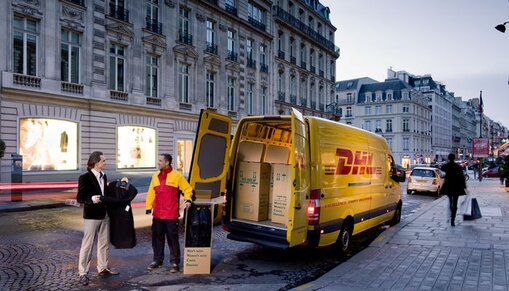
[440,153,466,226]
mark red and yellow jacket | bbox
[145,167,193,219]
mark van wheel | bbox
[337,220,353,255]
[407,190,412,195]
[389,203,402,226]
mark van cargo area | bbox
[231,120,293,231]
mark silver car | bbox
[407,167,443,196]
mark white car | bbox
[407,167,443,196]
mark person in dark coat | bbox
[101,178,138,249]
[440,153,466,226]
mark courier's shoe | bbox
[98,268,119,276]
[147,261,163,271]
[169,263,179,273]
[79,275,89,286]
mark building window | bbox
[13,15,38,76]
[403,119,409,132]
[318,53,323,73]
[376,120,381,132]
[227,29,235,54]
[176,139,193,177]
[403,137,409,151]
[300,43,306,67]
[227,77,235,111]
[248,2,265,30]
[61,30,81,83]
[109,44,125,92]
[364,120,371,131]
[247,38,254,67]
[386,138,393,150]
[206,20,215,48]
[402,92,409,100]
[403,104,409,113]
[145,55,158,97]
[386,104,392,114]
[375,105,381,115]
[309,49,314,69]
[290,38,295,62]
[260,86,266,115]
[247,83,254,115]
[278,72,284,96]
[259,44,267,71]
[206,71,215,108]
[346,106,352,117]
[179,6,190,36]
[346,92,353,103]
[178,62,190,103]
[386,119,392,132]
[365,106,371,115]
[387,93,393,100]
[146,0,160,33]
[277,31,284,55]
[117,126,157,169]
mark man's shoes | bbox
[79,275,89,286]
[451,221,455,226]
[147,261,163,271]
[169,263,180,273]
[98,268,119,276]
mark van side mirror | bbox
[391,167,406,183]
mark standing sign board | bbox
[473,138,489,158]
[183,203,214,274]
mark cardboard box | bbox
[183,204,214,274]
[270,164,292,224]
[235,162,270,221]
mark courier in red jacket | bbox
[145,154,192,273]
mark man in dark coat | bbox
[440,153,466,226]
[101,178,138,249]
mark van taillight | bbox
[307,199,320,225]
[432,179,437,185]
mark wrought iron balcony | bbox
[247,58,256,69]
[226,50,238,62]
[205,0,218,5]
[225,4,237,16]
[300,61,307,69]
[278,91,285,101]
[205,42,218,54]
[278,50,285,59]
[290,56,296,65]
[178,32,193,45]
[260,63,268,73]
[109,4,129,22]
[326,102,342,120]
[273,5,340,56]
[65,0,85,7]
[290,94,297,104]
[146,18,162,34]
[248,16,266,32]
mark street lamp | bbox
[495,22,509,33]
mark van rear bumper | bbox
[225,221,289,249]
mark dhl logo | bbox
[324,148,382,175]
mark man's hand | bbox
[145,209,152,215]
[91,195,101,204]
[185,200,192,209]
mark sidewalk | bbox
[296,178,509,291]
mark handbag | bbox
[459,191,472,215]
[463,197,482,220]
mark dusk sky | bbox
[322,0,509,128]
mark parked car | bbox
[405,164,431,177]
[407,167,443,196]
[482,167,500,178]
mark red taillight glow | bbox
[432,179,437,185]
[307,199,320,225]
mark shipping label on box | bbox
[270,164,292,224]
[235,162,270,221]
[184,247,211,274]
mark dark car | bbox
[482,167,500,178]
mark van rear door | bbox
[288,108,310,247]
[188,109,232,202]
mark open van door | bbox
[188,109,232,214]
[288,108,310,247]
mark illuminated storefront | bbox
[117,126,156,169]
[19,118,78,171]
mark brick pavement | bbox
[296,178,509,291]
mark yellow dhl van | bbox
[188,109,406,252]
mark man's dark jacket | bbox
[76,170,107,219]
[440,162,466,196]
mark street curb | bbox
[0,202,67,214]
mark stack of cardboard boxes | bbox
[235,161,291,225]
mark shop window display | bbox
[117,126,156,168]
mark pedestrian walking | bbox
[145,154,193,273]
[440,153,467,226]
[472,161,478,180]
[76,151,119,286]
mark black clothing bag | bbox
[185,204,212,247]
[103,180,138,248]
[463,197,482,220]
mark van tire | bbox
[389,203,402,226]
[337,219,353,255]
[407,190,412,195]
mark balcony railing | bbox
[109,4,129,22]
[227,50,238,62]
[205,42,218,54]
[61,82,84,95]
[278,50,285,59]
[65,0,85,7]
[225,4,237,16]
[205,0,218,5]
[248,16,266,32]
[290,94,297,104]
[13,74,41,88]
[260,63,268,73]
[273,6,340,55]
[290,56,296,65]
[178,32,193,45]
[300,61,306,69]
[278,91,285,101]
[146,97,161,106]
[247,58,256,69]
[110,90,128,101]
[146,18,162,34]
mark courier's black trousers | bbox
[448,195,459,225]
[151,218,180,265]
